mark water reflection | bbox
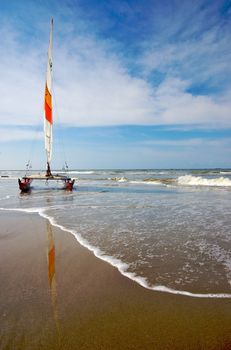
[47,221,60,336]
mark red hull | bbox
[64,179,75,191]
[18,177,75,192]
[18,178,32,192]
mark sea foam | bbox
[66,170,95,174]
[110,177,128,182]
[178,175,231,187]
[1,206,231,299]
[0,195,11,201]
[130,180,162,185]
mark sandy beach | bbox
[0,210,231,350]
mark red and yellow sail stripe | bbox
[44,18,53,164]
[45,83,52,124]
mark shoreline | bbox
[1,210,231,349]
[2,206,231,299]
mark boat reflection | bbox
[47,221,60,335]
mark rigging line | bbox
[25,108,44,175]
[52,80,69,172]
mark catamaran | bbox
[18,19,75,192]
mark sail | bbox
[18,18,75,191]
[44,19,53,164]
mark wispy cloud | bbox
[0,1,230,130]
[0,127,43,142]
[140,0,231,73]
[140,137,231,148]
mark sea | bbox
[1,168,231,298]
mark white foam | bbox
[1,206,231,299]
[0,207,46,214]
[0,195,11,201]
[130,180,162,185]
[110,177,128,182]
[178,175,231,187]
[220,171,231,175]
[66,171,95,174]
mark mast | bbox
[44,18,53,176]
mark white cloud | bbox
[52,37,231,127]
[140,0,231,83]
[0,25,45,126]
[0,13,230,130]
[0,25,157,127]
[152,78,231,126]
[53,35,157,126]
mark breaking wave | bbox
[66,170,95,174]
[130,179,163,185]
[177,175,231,187]
[110,177,128,182]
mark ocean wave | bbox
[65,170,95,174]
[0,195,11,201]
[131,181,162,185]
[30,210,231,299]
[1,206,231,299]
[144,178,175,185]
[130,179,170,186]
[178,175,231,187]
[0,176,19,180]
[110,177,128,182]
[220,171,231,175]
[191,170,219,175]
[37,210,231,299]
[191,169,231,175]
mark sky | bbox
[0,0,230,169]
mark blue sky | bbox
[0,0,230,169]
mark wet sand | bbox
[0,211,231,350]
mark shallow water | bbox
[1,169,231,297]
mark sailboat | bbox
[18,19,75,192]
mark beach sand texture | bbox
[1,211,231,350]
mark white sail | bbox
[44,18,53,164]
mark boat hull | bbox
[64,179,75,191]
[18,178,32,192]
[18,176,75,192]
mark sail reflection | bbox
[47,221,60,335]
[48,222,55,287]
